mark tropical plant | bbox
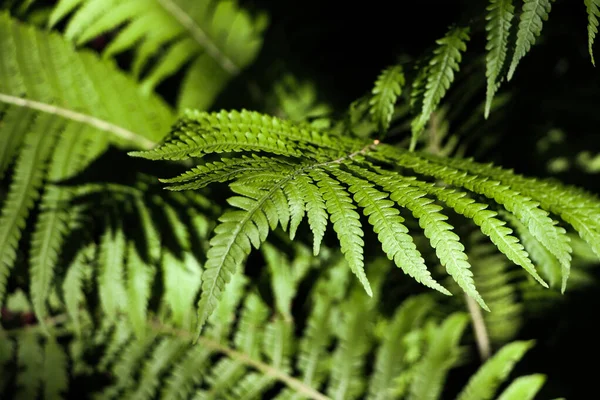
[0,0,599,398]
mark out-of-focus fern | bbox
[0,247,548,400]
[49,0,268,110]
[0,14,173,324]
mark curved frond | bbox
[50,0,267,110]
[456,340,534,400]
[411,26,470,146]
[507,0,553,80]
[586,0,600,65]
[369,65,405,133]
[485,0,514,117]
[496,374,546,400]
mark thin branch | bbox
[157,0,240,75]
[152,321,331,400]
[465,293,491,361]
[0,93,156,150]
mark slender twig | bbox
[465,294,491,361]
[151,321,331,400]
[0,93,156,150]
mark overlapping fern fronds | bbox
[0,13,174,324]
[0,250,546,400]
[133,102,600,333]
[49,0,268,110]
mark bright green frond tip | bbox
[586,0,600,66]
[485,0,515,118]
[411,26,470,150]
[369,65,405,134]
[507,0,553,81]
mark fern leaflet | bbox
[507,0,553,80]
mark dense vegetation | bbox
[0,0,599,398]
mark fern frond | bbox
[311,169,371,297]
[456,340,534,400]
[0,108,32,179]
[408,313,469,400]
[139,108,600,323]
[50,0,267,110]
[586,0,600,65]
[195,171,292,335]
[367,296,433,400]
[62,244,95,337]
[161,251,202,329]
[42,338,69,400]
[507,0,553,80]
[130,337,187,400]
[485,0,514,117]
[369,65,405,133]
[496,374,546,400]
[335,168,449,295]
[98,222,128,323]
[30,122,95,325]
[386,151,572,288]
[15,332,44,400]
[0,115,58,309]
[126,242,155,338]
[411,27,470,147]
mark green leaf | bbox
[43,338,69,400]
[369,65,405,133]
[496,374,546,400]
[586,0,600,65]
[485,0,514,117]
[411,27,470,148]
[507,0,553,80]
[456,341,534,400]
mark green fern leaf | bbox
[411,27,470,147]
[195,175,290,335]
[485,0,514,117]
[327,291,373,399]
[126,242,155,338]
[130,338,187,400]
[456,340,534,400]
[311,169,371,297]
[507,0,553,80]
[161,346,214,400]
[0,115,58,310]
[391,152,572,290]
[99,332,157,398]
[360,168,486,309]
[586,0,600,65]
[336,168,450,295]
[50,0,267,110]
[368,296,433,400]
[62,244,94,337]
[296,173,328,255]
[404,178,546,287]
[162,251,202,329]
[30,122,93,326]
[98,223,128,322]
[408,313,469,400]
[0,108,31,179]
[369,65,405,133]
[16,332,44,400]
[504,213,563,290]
[496,374,546,400]
[43,338,69,400]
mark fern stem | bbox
[156,0,240,75]
[465,293,491,361]
[0,93,156,150]
[152,321,331,400]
